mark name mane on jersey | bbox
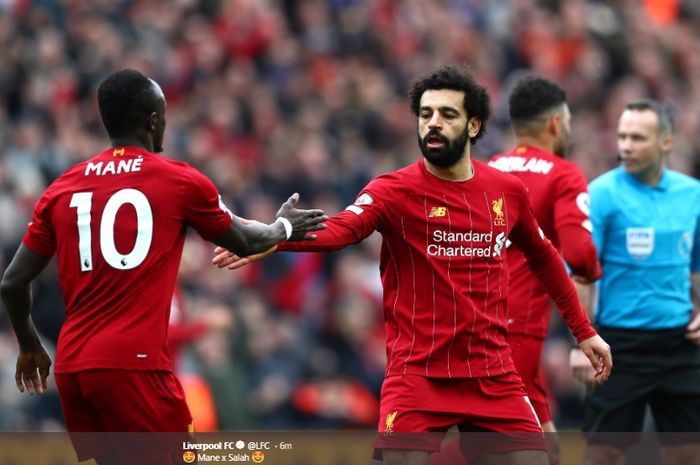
[85,158,144,176]
[428,229,506,257]
[488,156,553,175]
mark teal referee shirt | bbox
[589,166,700,329]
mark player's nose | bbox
[427,113,442,128]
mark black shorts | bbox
[583,326,700,446]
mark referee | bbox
[571,99,700,465]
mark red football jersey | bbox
[279,159,595,378]
[489,146,600,338]
[22,147,232,373]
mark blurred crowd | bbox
[1,0,700,432]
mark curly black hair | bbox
[408,65,491,144]
[508,76,566,123]
[97,69,163,138]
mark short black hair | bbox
[408,65,491,144]
[624,99,675,138]
[97,69,163,138]
[508,76,566,123]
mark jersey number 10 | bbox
[70,189,153,271]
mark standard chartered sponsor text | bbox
[429,230,505,257]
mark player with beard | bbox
[430,76,600,465]
[212,65,611,465]
[486,76,601,465]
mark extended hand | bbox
[16,346,52,395]
[576,334,612,384]
[212,245,277,270]
[276,193,327,241]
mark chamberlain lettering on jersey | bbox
[489,145,600,338]
[85,157,144,176]
[488,156,553,175]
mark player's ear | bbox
[548,113,560,136]
[147,112,158,132]
[467,117,481,138]
[660,133,673,154]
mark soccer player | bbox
[0,69,326,465]
[488,76,601,465]
[570,100,700,465]
[213,65,612,465]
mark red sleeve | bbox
[168,321,208,348]
[278,181,386,252]
[180,167,233,241]
[552,163,592,228]
[278,209,377,252]
[509,185,597,343]
[552,164,601,281]
[22,186,57,257]
[558,224,601,281]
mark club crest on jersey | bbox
[492,197,506,226]
[428,206,447,218]
[384,410,398,435]
[112,147,125,157]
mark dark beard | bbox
[418,129,470,168]
[553,133,569,158]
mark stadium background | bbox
[0,0,699,434]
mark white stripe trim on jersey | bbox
[495,192,507,372]
[444,193,457,378]
[524,395,542,427]
[463,193,475,378]
[482,192,493,377]
[385,228,402,374]
[401,215,417,374]
[424,194,437,376]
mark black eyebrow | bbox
[419,105,461,113]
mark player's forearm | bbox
[0,282,41,351]
[0,245,51,351]
[559,225,601,281]
[278,213,370,252]
[168,321,209,347]
[573,278,596,320]
[525,243,596,342]
[241,221,291,255]
[213,220,288,257]
[278,229,352,252]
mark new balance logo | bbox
[429,207,447,217]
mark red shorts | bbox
[509,334,552,424]
[372,372,545,458]
[55,369,193,464]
